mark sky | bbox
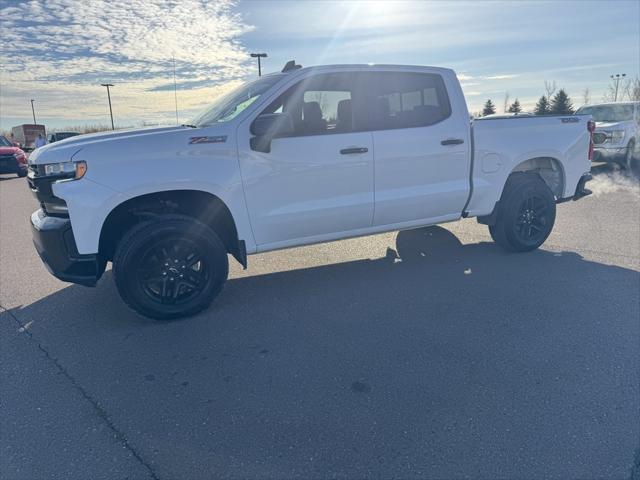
[1,0,639,130]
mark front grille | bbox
[28,164,45,176]
[592,132,607,145]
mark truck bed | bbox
[466,114,592,217]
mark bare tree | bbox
[601,76,639,102]
[622,76,640,101]
[503,91,510,113]
[544,80,557,100]
[582,87,590,105]
[602,76,619,102]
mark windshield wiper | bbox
[181,124,198,128]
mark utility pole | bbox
[250,53,267,76]
[100,83,115,130]
[173,55,179,125]
[30,99,37,124]
[610,73,626,102]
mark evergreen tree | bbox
[482,99,496,116]
[534,95,550,115]
[549,89,574,114]
[507,99,522,113]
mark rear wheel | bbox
[113,215,228,320]
[489,173,556,252]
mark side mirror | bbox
[250,113,294,153]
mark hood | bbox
[0,146,23,155]
[29,125,197,164]
[595,121,631,130]
[42,125,187,150]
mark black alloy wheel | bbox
[489,172,556,252]
[113,215,229,320]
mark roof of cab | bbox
[275,62,454,76]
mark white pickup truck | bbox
[28,62,594,319]
[575,101,640,169]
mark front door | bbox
[237,72,374,248]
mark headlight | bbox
[608,130,625,144]
[42,161,87,180]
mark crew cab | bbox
[27,63,594,319]
[576,101,639,169]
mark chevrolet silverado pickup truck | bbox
[27,62,594,319]
[575,101,639,169]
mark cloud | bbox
[484,74,519,80]
[0,0,253,128]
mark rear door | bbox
[365,71,471,225]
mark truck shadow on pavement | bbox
[7,226,640,478]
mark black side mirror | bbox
[250,113,294,153]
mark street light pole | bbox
[610,73,626,102]
[100,83,115,130]
[173,55,179,125]
[250,53,268,76]
[30,99,37,124]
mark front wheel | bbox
[489,173,556,252]
[622,140,636,170]
[113,215,229,320]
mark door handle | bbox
[441,138,464,145]
[340,147,369,154]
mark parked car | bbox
[48,131,80,143]
[27,62,593,319]
[11,124,46,151]
[0,135,28,177]
[575,102,640,169]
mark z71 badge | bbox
[189,135,227,144]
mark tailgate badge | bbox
[189,135,227,144]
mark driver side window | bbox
[259,72,365,137]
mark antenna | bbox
[281,60,302,73]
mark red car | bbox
[0,135,28,177]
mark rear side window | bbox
[365,72,451,130]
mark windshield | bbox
[190,75,285,127]
[56,132,79,140]
[0,136,12,147]
[576,104,634,122]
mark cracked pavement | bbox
[1,165,638,479]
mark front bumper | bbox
[0,155,27,174]
[31,209,104,286]
[592,146,626,163]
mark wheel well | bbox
[511,157,564,199]
[478,158,564,226]
[99,190,245,267]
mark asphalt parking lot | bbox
[1,164,639,480]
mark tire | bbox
[489,172,556,252]
[622,140,636,170]
[17,170,27,178]
[113,215,229,320]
